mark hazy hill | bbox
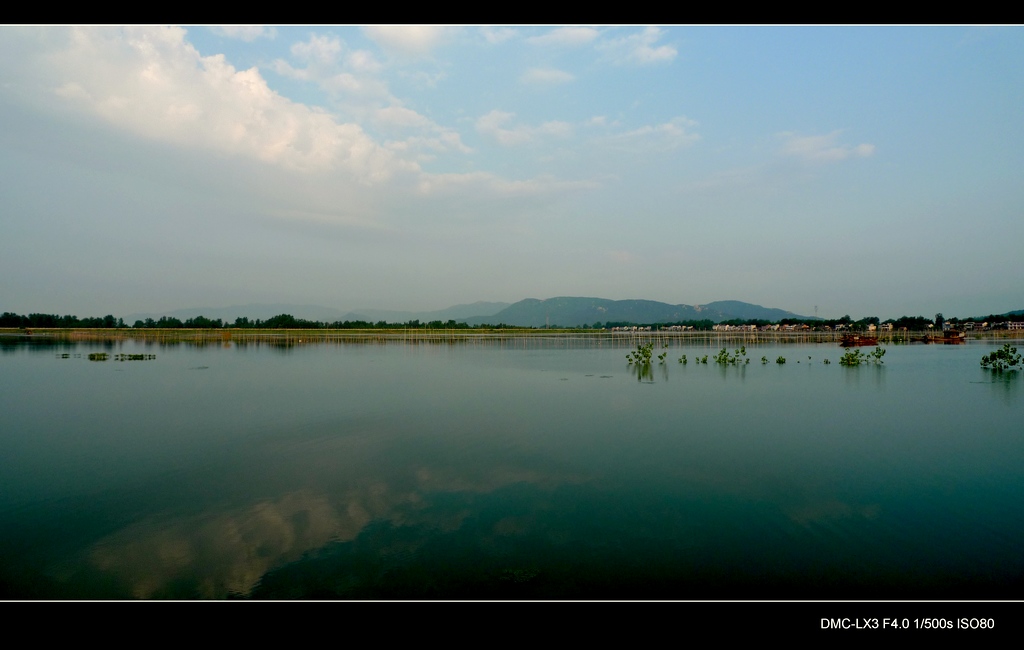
[126,301,511,325]
[701,300,813,323]
[124,303,351,324]
[123,298,811,327]
[463,297,813,328]
[342,301,510,324]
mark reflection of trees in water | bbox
[631,362,654,383]
[983,368,1023,406]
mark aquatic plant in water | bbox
[981,344,1022,372]
[839,346,886,367]
[678,354,687,364]
[626,341,654,366]
[776,356,786,364]
[713,346,749,366]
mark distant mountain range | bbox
[341,302,511,324]
[124,301,512,326]
[125,303,353,325]
[464,297,813,327]
[126,298,812,327]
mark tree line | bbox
[3,310,1022,331]
[1,313,125,328]
[1,312,490,330]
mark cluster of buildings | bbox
[954,321,1024,331]
[608,321,1023,333]
[713,323,810,332]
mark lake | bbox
[1,335,1022,599]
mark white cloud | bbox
[526,27,599,47]
[347,49,382,74]
[2,26,600,232]
[476,110,527,146]
[374,105,472,155]
[273,34,392,106]
[290,33,343,65]
[387,133,470,160]
[480,26,518,45]
[540,121,573,138]
[599,26,677,65]
[475,110,692,153]
[779,131,876,163]
[362,26,453,58]
[520,67,574,85]
[274,34,469,159]
[607,116,699,151]
[398,69,447,89]
[375,105,432,130]
[45,27,411,181]
[328,72,392,102]
[209,26,276,42]
[475,110,574,146]
[416,171,598,198]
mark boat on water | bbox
[927,330,966,344]
[840,334,878,347]
[909,330,968,344]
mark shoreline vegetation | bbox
[4,310,1023,332]
[3,327,1022,346]
[3,309,1022,346]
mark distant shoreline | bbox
[3,328,1022,344]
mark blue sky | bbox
[1,26,1021,320]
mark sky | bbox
[1,25,1021,321]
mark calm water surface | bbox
[1,337,1022,599]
